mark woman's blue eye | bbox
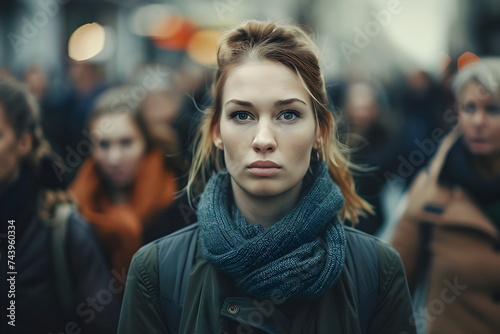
[485,104,500,115]
[278,110,300,121]
[461,103,476,113]
[121,138,133,147]
[99,141,109,149]
[460,103,500,115]
[230,111,252,121]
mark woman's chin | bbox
[109,177,134,190]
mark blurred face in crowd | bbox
[25,67,47,100]
[91,114,147,188]
[345,83,379,133]
[212,60,319,200]
[0,104,31,189]
[458,80,500,157]
[141,91,181,125]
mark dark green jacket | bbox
[118,224,416,334]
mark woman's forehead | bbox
[221,60,311,106]
[91,114,141,139]
[460,80,500,102]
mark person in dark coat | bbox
[0,78,120,334]
[119,20,416,334]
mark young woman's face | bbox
[0,104,30,187]
[91,114,147,188]
[458,81,500,156]
[213,60,319,198]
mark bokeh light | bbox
[151,16,197,50]
[129,4,180,37]
[68,23,106,61]
[187,29,220,66]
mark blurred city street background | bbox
[1,0,499,237]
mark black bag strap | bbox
[412,221,435,334]
[414,221,435,291]
[43,202,75,310]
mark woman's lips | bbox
[470,138,489,145]
[108,167,128,179]
[468,138,491,152]
[248,167,281,177]
[247,160,281,176]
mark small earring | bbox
[311,148,320,162]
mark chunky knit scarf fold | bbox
[197,161,346,301]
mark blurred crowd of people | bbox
[1,46,500,333]
[0,59,207,333]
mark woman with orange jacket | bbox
[71,86,189,278]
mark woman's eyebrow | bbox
[274,98,307,106]
[224,99,253,107]
[224,98,307,107]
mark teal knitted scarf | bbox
[197,161,346,301]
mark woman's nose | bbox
[252,122,276,153]
[471,109,487,127]
[108,146,122,163]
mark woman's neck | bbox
[475,154,500,179]
[109,186,132,204]
[0,167,20,198]
[230,178,303,228]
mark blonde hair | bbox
[187,20,372,223]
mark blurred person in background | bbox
[24,66,48,102]
[60,60,109,176]
[70,85,193,283]
[23,66,61,154]
[174,61,213,165]
[134,64,188,167]
[135,65,183,126]
[391,70,447,186]
[391,58,500,334]
[0,78,119,334]
[119,20,415,334]
[340,80,401,235]
[134,62,211,167]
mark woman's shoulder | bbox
[132,223,199,276]
[344,226,402,271]
[128,240,160,287]
[119,225,198,334]
[343,227,415,333]
[149,222,199,252]
[345,227,410,297]
[123,223,199,320]
[343,227,407,302]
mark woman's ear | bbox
[313,129,323,150]
[211,122,224,150]
[17,132,33,156]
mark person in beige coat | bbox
[391,58,500,334]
